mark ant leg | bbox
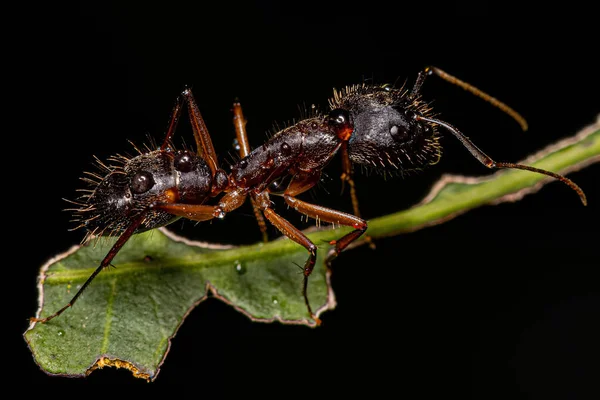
[282,171,368,266]
[153,187,249,220]
[340,142,375,249]
[233,101,269,243]
[409,66,528,131]
[160,92,186,150]
[151,204,219,221]
[282,195,367,266]
[255,196,320,324]
[417,115,587,205]
[179,89,223,177]
[31,213,146,324]
[232,101,252,157]
[160,88,228,196]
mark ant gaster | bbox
[32,67,586,326]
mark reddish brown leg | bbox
[154,187,249,221]
[152,203,219,221]
[284,171,367,264]
[32,213,146,324]
[233,102,269,242]
[284,194,367,263]
[180,89,221,175]
[161,89,228,195]
[262,171,367,323]
[258,199,320,324]
[160,92,185,150]
[340,142,375,249]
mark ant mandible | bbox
[32,67,586,326]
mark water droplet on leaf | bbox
[235,262,246,275]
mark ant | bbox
[32,67,587,326]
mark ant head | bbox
[329,84,442,171]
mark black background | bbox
[14,1,598,396]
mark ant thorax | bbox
[230,116,340,190]
[330,84,442,171]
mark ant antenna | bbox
[422,67,529,132]
[416,115,587,206]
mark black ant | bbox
[32,67,586,326]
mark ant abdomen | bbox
[73,148,214,237]
[173,150,213,203]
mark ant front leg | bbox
[340,142,375,249]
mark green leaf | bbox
[24,120,599,381]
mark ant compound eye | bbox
[238,159,248,169]
[130,171,155,194]
[174,151,195,172]
[390,124,410,142]
[328,108,353,140]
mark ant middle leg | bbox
[232,101,269,243]
[153,187,249,220]
[339,142,375,249]
[281,170,368,267]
